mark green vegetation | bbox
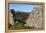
[8,21,33,30]
[12,21,25,30]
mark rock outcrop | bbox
[9,10,14,25]
[26,6,43,29]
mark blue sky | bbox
[9,4,33,12]
[9,4,42,12]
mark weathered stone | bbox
[26,6,43,29]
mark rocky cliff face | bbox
[26,7,43,29]
[9,11,14,25]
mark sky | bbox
[9,4,42,12]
